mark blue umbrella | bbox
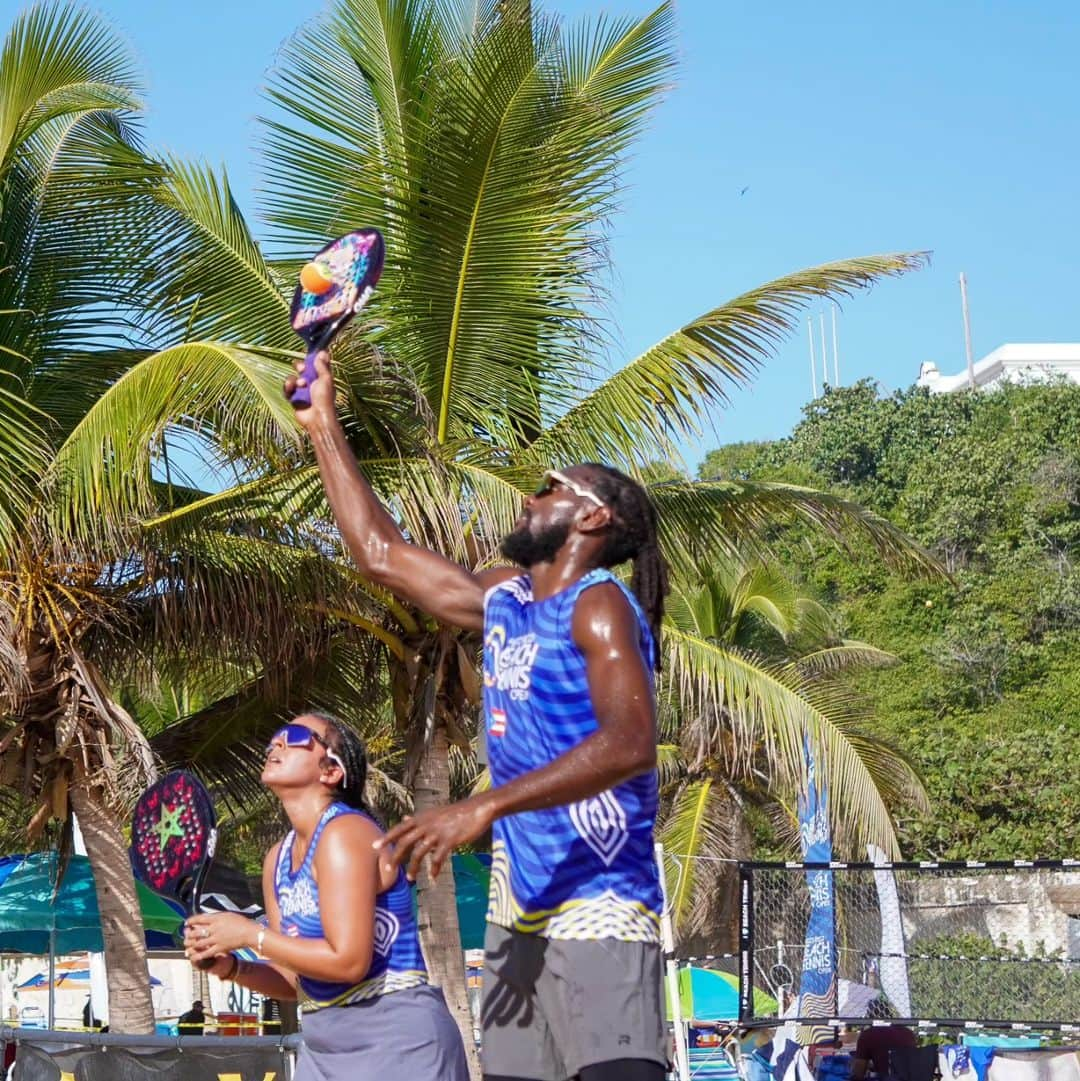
[18,969,89,988]
[0,854,101,955]
[452,853,491,952]
[672,966,778,1021]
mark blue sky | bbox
[70,0,1080,466]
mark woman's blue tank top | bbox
[273,802,427,1008]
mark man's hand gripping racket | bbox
[287,229,385,409]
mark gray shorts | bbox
[481,924,668,1081]
[297,984,469,1081]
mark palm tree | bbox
[657,555,928,945]
[0,3,163,1031]
[99,1,940,1064]
[0,3,391,1032]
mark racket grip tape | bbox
[289,349,319,408]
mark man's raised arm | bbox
[286,351,504,632]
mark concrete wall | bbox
[900,870,1080,958]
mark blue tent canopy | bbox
[452,852,491,952]
[0,853,184,954]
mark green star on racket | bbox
[153,802,185,850]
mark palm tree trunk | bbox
[413,726,480,1080]
[68,773,155,1034]
[193,965,211,1019]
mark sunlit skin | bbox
[283,353,657,882]
[183,714,396,990]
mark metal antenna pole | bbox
[819,313,828,389]
[831,304,840,385]
[656,844,690,1081]
[960,272,976,390]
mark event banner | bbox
[14,1042,289,1081]
[796,732,836,1018]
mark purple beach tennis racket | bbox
[288,228,385,407]
[131,770,218,967]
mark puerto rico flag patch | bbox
[490,708,507,737]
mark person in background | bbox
[81,997,99,1031]
[849,997,917,1079]
[177,1000,206,1036]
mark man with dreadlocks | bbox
[286,352,670,1081]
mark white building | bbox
[917,343,1080,394]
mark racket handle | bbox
[289,349,318,407]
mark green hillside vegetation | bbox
[699,379,1080,859]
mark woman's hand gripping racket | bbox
[288,229,385,408]
[130,771,219,969]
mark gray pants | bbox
[481,924,668,1081]
[297,984,469,1081]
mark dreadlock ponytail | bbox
[583,464,670,669]
[630,536,669,658]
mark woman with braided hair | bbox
[184,712,468,1081]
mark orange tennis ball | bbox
[300,261,334,295]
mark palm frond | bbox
[141,452,527,574]
[658,778,739,931]
[0,372,50,548]
[1,4,152,392]
[262,0,448,253]
[648,479,945,581]
[663,624,909,857]
[0,2,142,170]
[527,254,928,467]
[46,341,301,544]
[666,560,802,646]
[121,530,385,680]
[792,642,898,678]
[261,0,676,447]
[655,741,685,789]
[148,637,389,812]
[132,158,293,348]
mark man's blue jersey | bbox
[482,568,662,942]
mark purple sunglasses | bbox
[268,723,347,784]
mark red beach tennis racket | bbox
[130,771,217,967]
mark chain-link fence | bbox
[739,860,1080,1028]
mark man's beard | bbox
[499,519,571,568]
